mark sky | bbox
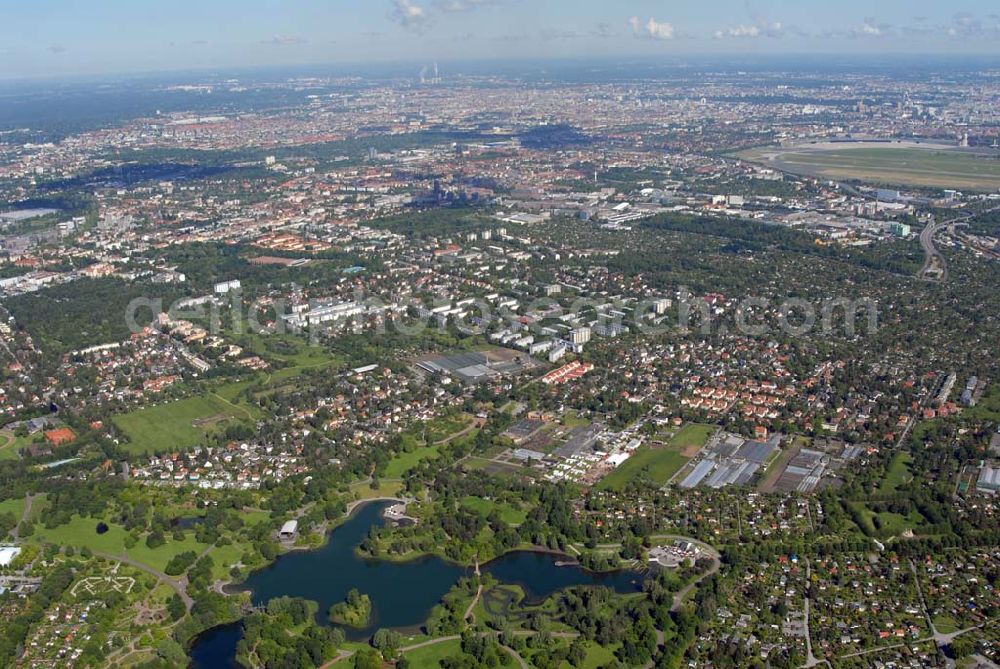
[2,0,1000,79]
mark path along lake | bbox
[190,501,643,667]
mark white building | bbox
[0,545,21,567]
[214,280,241,295]
[279,520,298,540]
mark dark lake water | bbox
[189,501,642,667]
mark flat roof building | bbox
[0,545,21,567]
[279,520,298,539]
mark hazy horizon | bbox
[4,1,1000,80]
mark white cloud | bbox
[715,21,784,39]
[390,0,427,27]
[630,16,675,41]
[859,18,885,37]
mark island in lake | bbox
[328,588,372,628]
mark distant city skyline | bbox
[4,1,1000,79]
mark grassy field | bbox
[596,423,714,491]
[568,640,620,669]
[966,383,1000,422]
[880,452,915,494]
[848,501,926,538]
[113,393,253,455]
[0,496,25,521]
[349,479,405,501]
[383,444,441,479]
[0,430,44,460]
[739,145,1000,191]
[597,447,690,491]
[424,414,474,443]
[667,423,717,451]
[382,415,476,479]
[0,431,21,460]
[401,638,463,665]
[460,495,527,525]
[28,514,211,572]
[239,330,344,378]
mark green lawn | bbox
[28,514,211,572]
[561,641,620,669]
[0,497,25,521]
[350,479,405,501]
[0,493,47,525]
[597,447,691,491]
[880,452,914,494]
[874,511,926,536]
[382,415,475,479]
[668,423,717,450]
[739,145,1000,191]
[425,414,474,443]
[561,410,591,429]
[384,444,441,479]
[402,638,463,666]
[240,330,344,378]
[932,615,960,635]
[596,423,714,491]
[966,384,1000,422]
[0,431,18,460]
[0,430,40,460]
[206,542,250,580]
[460,496,527,525]
[113,393,253,455]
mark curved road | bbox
[918,219,950,282]
[94,550,194,611]
[919,205,1000,282]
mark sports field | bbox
[739,142,1000,191]
[113,393,253,455]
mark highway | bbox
[918,219,950,282]
[918,205,1000,282]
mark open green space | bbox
[460,495,527,525]
[596,423,714,491]
[423,414,474,443]
[0,430,46,460]
[739,144,1000,191]
[880,452,915,494]
[27,514,211,572]
[932,615,961,635]
[848,501,926,538]
[666,423,717,450]
[238,329,344,374]
[0,431,22,460]
[349,479,405,501]
[383,444,441,479]
[112,393,254,455]
[402,638,464,665]
[562,640,620,669]
[965,383,1000,422]
[382,415,476,479]
[0,497,26,521]
[597,447,690,491]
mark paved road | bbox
[320,630,565,669]
[918,219,950,282]
[803,560,821,668]
[11,492,36,541]
[919,205,1000,282]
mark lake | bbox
[189,501,643,667]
